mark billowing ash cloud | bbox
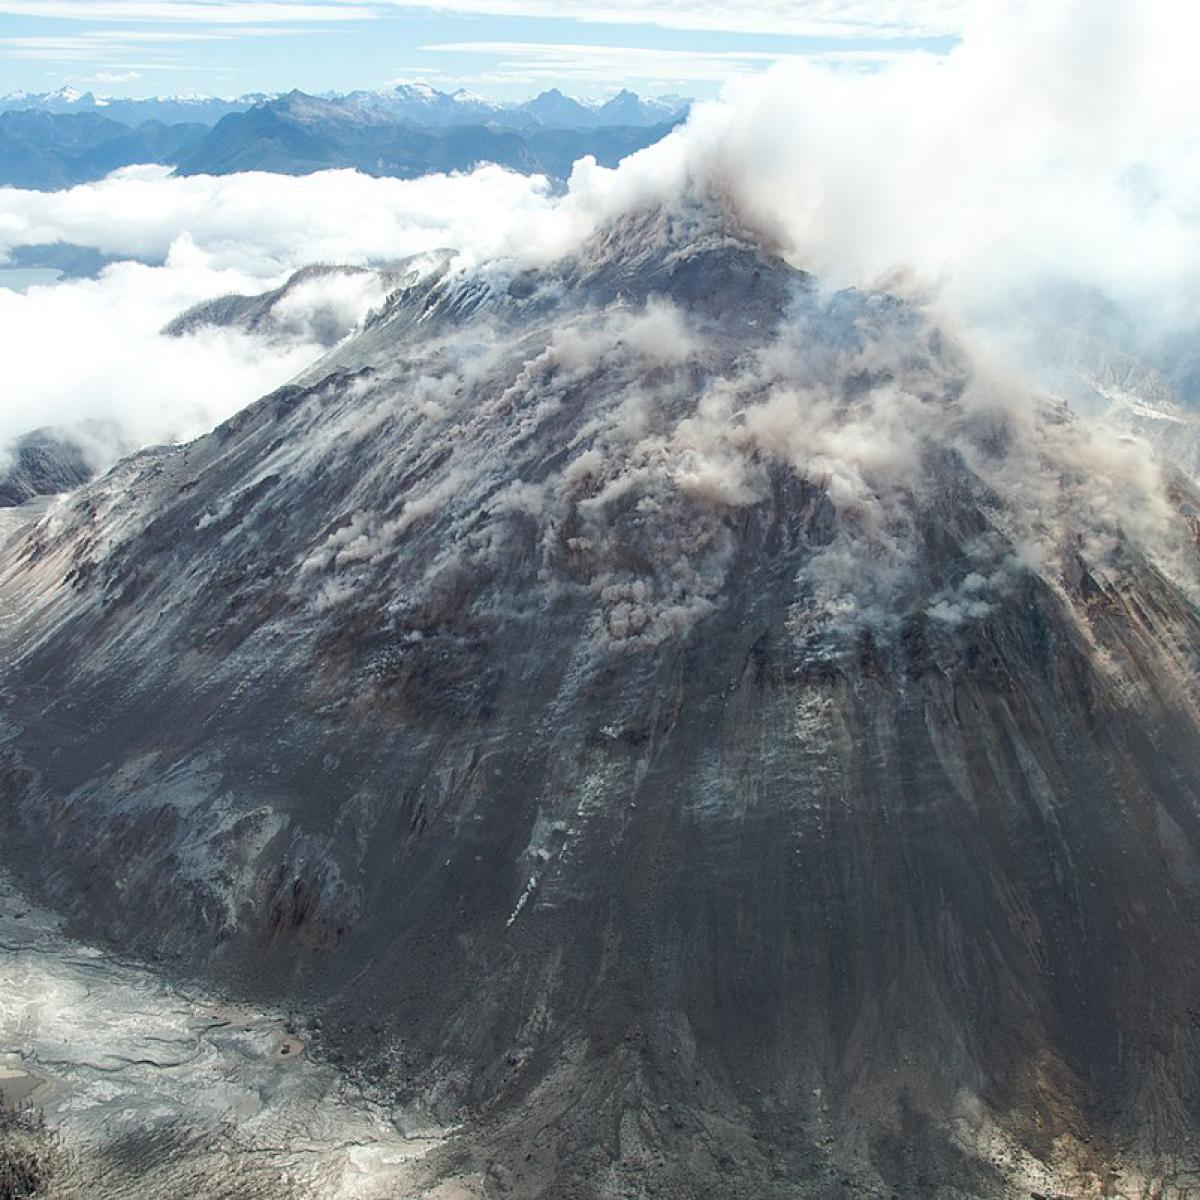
[537,0,1199,369]
[0,0,1196,495]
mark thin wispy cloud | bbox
[0,2,376,25]
[383,0,967,39]
[0,0,966,39]
[424,41,790,86]
[2,27,312,62]
[0,0,964,97]
[423,41,909,86]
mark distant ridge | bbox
[172,89,686,181]
[1,83,689,131]
[0,85,690,190]
[0,85,262,127]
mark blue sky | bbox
[0,0,961,100]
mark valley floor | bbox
[0,870,444,1199]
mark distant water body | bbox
[0,267,62,292]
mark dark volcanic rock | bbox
[0,428,94,507]
[3,206,1200,1197]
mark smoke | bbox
[504,0,1200,629]
[265,272,393,348]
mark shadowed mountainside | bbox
[0,110,207,190]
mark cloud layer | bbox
[0,252,320,462]
[0,165,555,464]
[0,162,552,272]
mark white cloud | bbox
[0,163,556,464]
[0,248,318,461]
[0,162,554,270]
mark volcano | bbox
[4,203,1200,1198]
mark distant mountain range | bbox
[345,83,687,129]
[0,84,689,190]
[172,89,683,180]
[1,83,687,131]
[0,85,260,126]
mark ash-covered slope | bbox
[5,207,1200,1198]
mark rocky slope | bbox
[0,429,95,508]
[162,263,404,348]
[0,84,686,132]
[1034,324,1200,481]
[4,205,1200,1198]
